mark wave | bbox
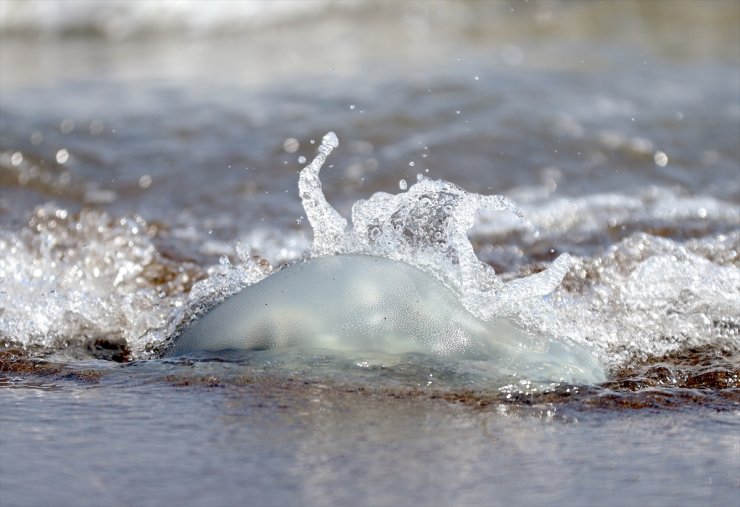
[1,133,736,384]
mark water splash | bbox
[299,132,574,322]
[0,206,195,356]
[552,233,740,368]
[0,132,736,378]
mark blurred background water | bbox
[0,1,738,506]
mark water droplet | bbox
[409,161,415,167]
[60,118,75,134]
[55,149,69,164]
[138,175,152,188]
[399,179,407,190]
[474,75,480,81]
[283,137,300,153]
[298,155,307,164]
[349,104,356,110]
[89,119,105,135]
[10,152,23,166]
[654,151,668,167]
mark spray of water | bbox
[299,132,574,323]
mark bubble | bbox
[282,137,300,153]
[409,161,415,167]
[349,104,356,110]
[654,151,668,167]
[298,156,307,164]
[399,179,408,190]
[55,149,69,164]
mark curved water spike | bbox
[299,131,347,256]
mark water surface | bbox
[1,1,738,506]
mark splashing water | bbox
[0,132,736,387]
[169,131,580,360]
[151,132,740,378]
[299,132,574,322]
[0,206,192,357]
[159,132,606,386]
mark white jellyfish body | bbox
[166,255,604,384]
[167,132,605,384]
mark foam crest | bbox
[551,233,739,367]
[473,188,740,244]
[3,132,735,374]
[0,205,193,356]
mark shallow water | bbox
[1,363,738,507]
[1,1,739,506]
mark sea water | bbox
[1,2,738,506]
